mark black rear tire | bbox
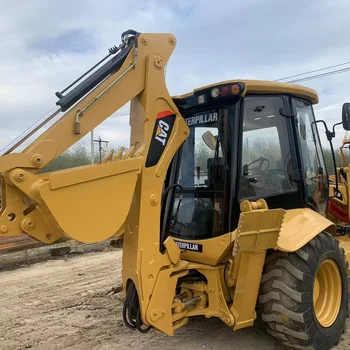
[259,232,348,350]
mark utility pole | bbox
[91,130,94,164]
[93,136,109,163]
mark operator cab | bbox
[162,81,328,243]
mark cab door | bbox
[293,98,328,215]
[238,95,304,210]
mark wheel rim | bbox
[313,259,342,328]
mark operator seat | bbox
[207,157,225,189]
[204,157,226,235]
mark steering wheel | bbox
[248,157,270,174]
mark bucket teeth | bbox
[102,143,145,164]
[123,144,136,159]
[134,144,145,158]
[102,149,114,163]
[112,147,125,161]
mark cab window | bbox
[240,96,297,199]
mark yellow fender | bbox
[277,208,336,252]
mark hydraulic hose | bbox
[122,280,152,333]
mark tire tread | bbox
[259,232,349,350]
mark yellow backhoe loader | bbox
[0,30,349,350]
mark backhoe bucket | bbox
[41,158,142,242]
[0,157,142,244]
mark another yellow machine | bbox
[0,30,349,350]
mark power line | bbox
[98,62,350,119]
[286,66,350,83]
[275,60,350,82]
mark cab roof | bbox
[172,79,319,104]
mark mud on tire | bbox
[259,232,349,350]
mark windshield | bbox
[178,111,224,188]
[171,108,228,240]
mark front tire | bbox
[259,232,348,350]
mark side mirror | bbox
[202,131,217,150]
[342,103,350,130]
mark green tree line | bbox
[323,148,342,175]
[195,139,344,176]
[39,142,123,173]
[38,140,345,177]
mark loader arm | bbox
[0,30,188,245]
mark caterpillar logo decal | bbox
[173,240,203,252]
[145,110,176,167]
[155,120,169,146]
[185,111,218,126]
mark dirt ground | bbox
[1,246,350,350]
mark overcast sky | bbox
[1,0,350,154]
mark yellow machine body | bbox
[0,30,348,349]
